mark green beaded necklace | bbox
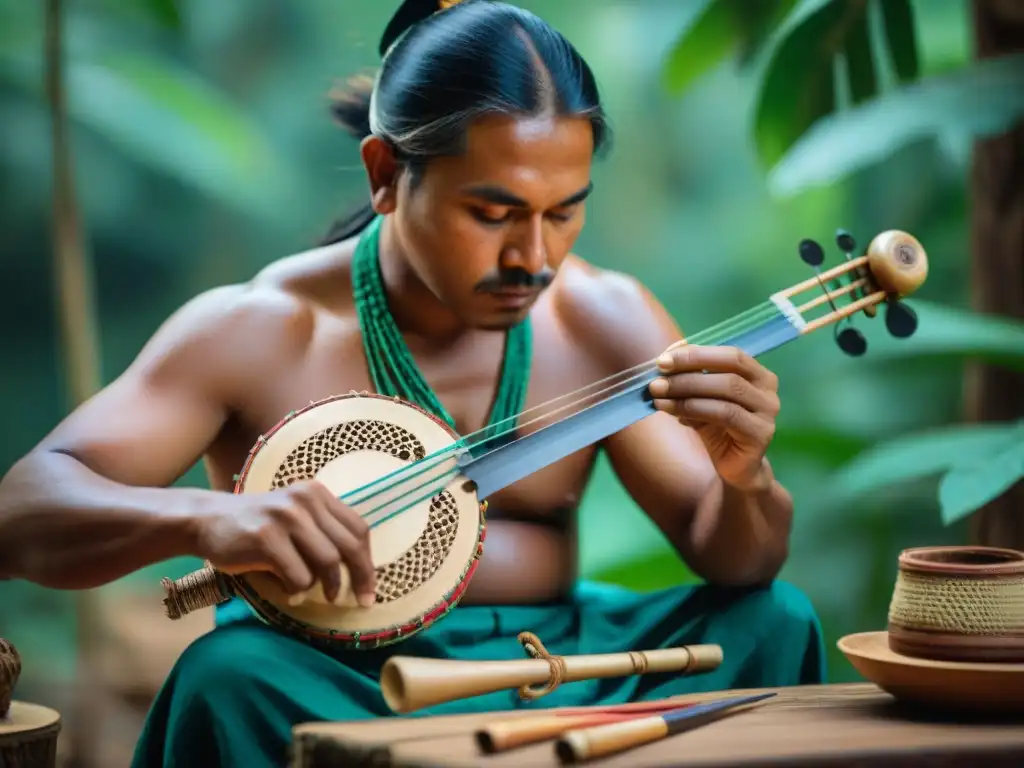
[351,215,532,437]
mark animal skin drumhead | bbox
[232,393,483,637]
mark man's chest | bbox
[208,318,607,515]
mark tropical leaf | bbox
[0,47,294,222]
[878,0,919,83]
[843,8,876,104]
[662,0,798,94]
[728,0,801,65]
[768,52,1024,195]
[819,420,1024,511]
[938,426,1024,525]
[663,0,739,95]
[66,53,294,219]
[752,0,857,169]
[841,300,1024,370]
[769,426,870,465]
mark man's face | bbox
[389,114,595,330]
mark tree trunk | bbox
[966,0,1024,550]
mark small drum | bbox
[0,702,61,768]
[161,392,487,650]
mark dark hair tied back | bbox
[321,0,609,245]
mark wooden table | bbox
[291,683,1024,767]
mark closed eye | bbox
[470,207,511,225]
[548,206,578,223]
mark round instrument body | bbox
[227,392,486,650]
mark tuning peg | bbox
[835,229,857,255]
[835,326,868,356]
[885,301,918,338]
[799,239,825,267]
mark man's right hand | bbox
[194,480,377,607]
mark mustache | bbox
[474,268,555,293]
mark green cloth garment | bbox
[130,216,828,767]
[132,580,826,768]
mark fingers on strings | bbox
[650,346,779,437]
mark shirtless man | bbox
[0,1,825,766]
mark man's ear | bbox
[360,136,401,214]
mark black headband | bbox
[378,0,472,57]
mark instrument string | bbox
[339,299,788,527]
[341,299,781,512]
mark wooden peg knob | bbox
[866,231,929,297]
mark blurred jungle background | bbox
[1,0,1023,764]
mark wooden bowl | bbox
[838,631,1024,715]
[887,546,1024,663]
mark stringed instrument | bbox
[160,228,928,649]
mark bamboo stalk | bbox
[44,0,105,765]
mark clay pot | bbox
[887,546,1024,663]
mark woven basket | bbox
[887,546,1024,663]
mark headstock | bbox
[782,229,928,357]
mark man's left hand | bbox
[648,344,780,491]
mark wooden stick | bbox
[477,700,695,753]
[797,277,868,313]
[554,692,776,763]
[780,256,869,299]
[801,291,886,334]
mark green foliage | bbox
[843,7,876,104]
[661,0,1024,535]
[140,0,181,29]
[591,550,697,593]
[938,425,1024,525]
[819,422,1022,510]
[0,7,291,223]
[753,0,852,169]
[879,0,919,83]
[819,419,1024,527]
[831,300,1024,370]
[664,0,926,171]
[810,304,1024,525]
[62,52,295,221]
[770,52,1024,195]
[662,0,798,94]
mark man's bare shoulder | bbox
[551,255,683,372]
[135,239,358,384]
[250,237,358,312]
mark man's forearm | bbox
[684,459,794,587]
[0,451,209,589]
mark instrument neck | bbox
[351,215,533,432]
[460,303,804,499]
